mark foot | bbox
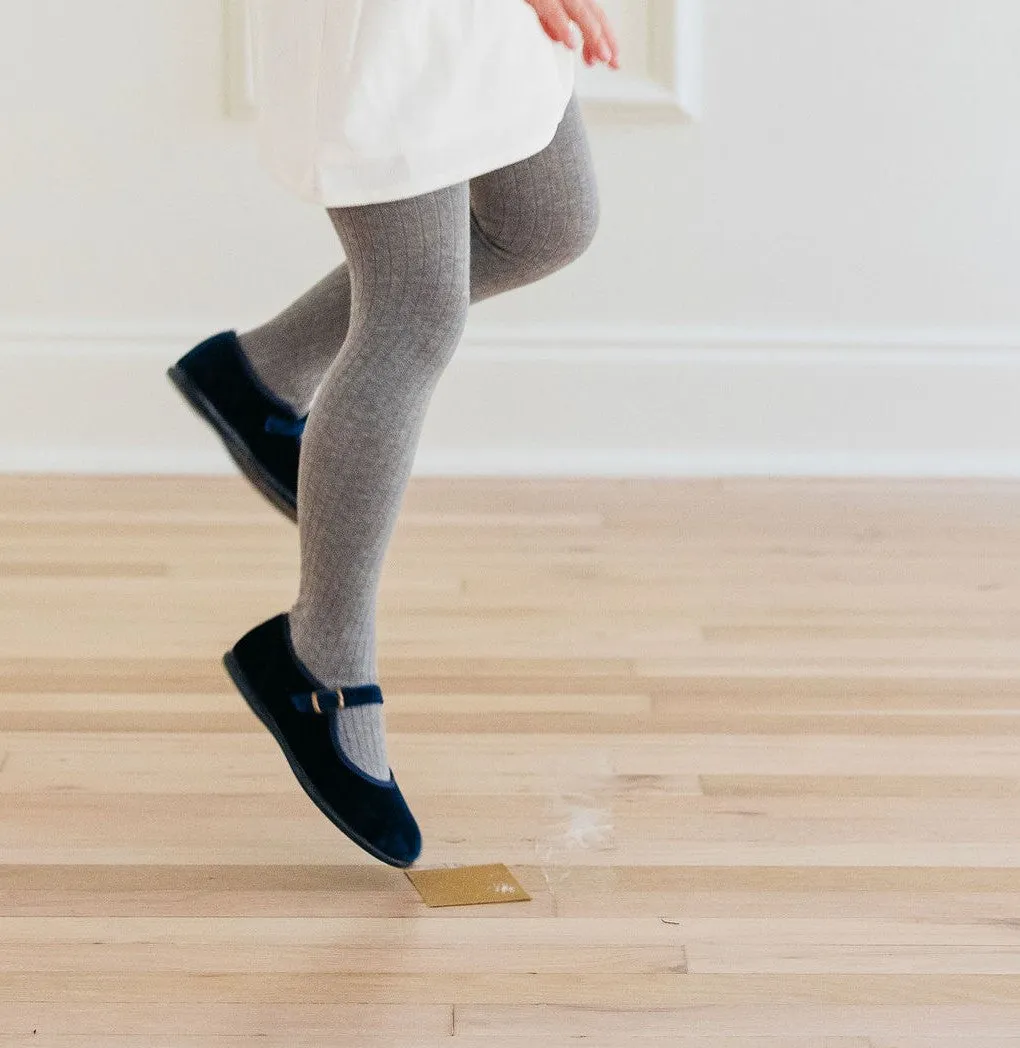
[167,331,303,522]
[223,613,422,868]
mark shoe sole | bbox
[221,650,415,869]
[166,365,298,524]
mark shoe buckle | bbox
[310,689,343,714]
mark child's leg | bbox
[287,184,472,780]
[239,94,598,414]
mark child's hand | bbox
[523,0,621,69]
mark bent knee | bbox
[562,185,601,263]
[509,185,601,278]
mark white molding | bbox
[224,0,702,121]
[1,324,1019,477]
[577,0,702,118]
[223,0,256,119]
[10,319,1020,354]
[672,0,704,119]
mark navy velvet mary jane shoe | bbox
[167,331,303,523]
[223,613,422,868]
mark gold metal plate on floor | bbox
[405,864,532,907]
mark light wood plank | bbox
[702,776,1020,798]
[3,972,1020,1006]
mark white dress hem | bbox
[260,82,576,208]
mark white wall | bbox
[2,1,1019,475]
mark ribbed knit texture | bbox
[241,95,597,414]
[242,95,598,780]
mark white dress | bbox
[251,0,577,207]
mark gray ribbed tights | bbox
[239,94,598,780]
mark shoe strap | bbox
[290,683,383,715]
[265,414,307,438]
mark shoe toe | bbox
[331,770,422,868]
[374,806,422,867]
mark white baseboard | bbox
[2,324,1019,476]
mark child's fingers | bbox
[533,0,575,47]
[528,0,620,68]
[564,0,609,61]
[594,4,620,66]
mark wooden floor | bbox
[4,474,1020,1046]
